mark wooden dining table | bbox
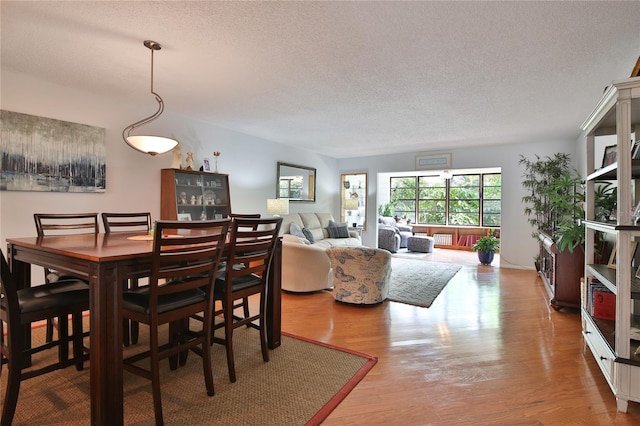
[6,232,282,425]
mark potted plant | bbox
[472,235,500,265]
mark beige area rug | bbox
[388,257,462,308]
[1,322,377,425]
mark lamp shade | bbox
[124,135,178,156]
[344,199,359,210]
[267,198,289,216]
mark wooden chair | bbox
[101,212,152,345]
[227,213,261,320]
[0,249,89,425]
[33,213,98,342]
[101,212,152,234]
[121,219,230,426]
[212,217,282,383]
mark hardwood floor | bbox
[279,248,640,425]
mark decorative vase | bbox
[478,250,494,265]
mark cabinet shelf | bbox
[582,76,640,413]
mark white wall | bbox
[0,71,339,262]
[2,69,583,272]
[338,139,580,269]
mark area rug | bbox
[1,323,377,425]
[388,257,463,307]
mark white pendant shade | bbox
[125,135,178,156]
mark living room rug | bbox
[388,257,463,308]
[2,323,377,425]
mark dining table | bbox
[6,231,282,425]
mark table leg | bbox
[89,263,124,425]
[266,239,282,349]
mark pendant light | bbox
[122,40,178,156]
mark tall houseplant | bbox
[519,153,588,251]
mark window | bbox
[388,172,501,227]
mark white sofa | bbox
[279,212,362,292]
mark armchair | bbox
[378,216,413,252]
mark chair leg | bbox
[224,300,237,383]
[2,327,23,426]
[242,297,250,326]
[57,315,69,363]
[149,325,164,426]
[45,318,54,342]
[202,311,215,397]
[72,312,85,371]
[123,318,131,347]
[129,278,140,345]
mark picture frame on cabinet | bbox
[602,145,617,167]
[177,213,192,222]
[607,241,639,269]
[203,158,211,172]
[633,202,640,225]
[633,141,640,160]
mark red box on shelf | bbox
[593,290,616,321]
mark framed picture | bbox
[633,202,640,225]
[602,145,617,167]
[633,140,640,160]
[415,152,452,170]
[203,158,211,172]
[607,241,639,269]
[177,213,192,222]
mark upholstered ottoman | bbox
[407,235,435,253]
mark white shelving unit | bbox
[582,77,640,413]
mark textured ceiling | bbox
[2,1,639,158]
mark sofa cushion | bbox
[289,222,309,243]
[302,227,315,243]
[327,220,350,238]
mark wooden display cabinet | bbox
[161,169,231,221]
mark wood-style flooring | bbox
[279,249,640,425]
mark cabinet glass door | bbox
[341,173,367,231]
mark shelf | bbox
[587,264,617,293]
[586,159,640,181]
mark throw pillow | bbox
[289,222,308,241]
[327,220,350,238]
[301,227,315,243]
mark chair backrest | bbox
[34,213,99,236]
[148,219,230,305]
[223,217,282,289]
[102,212,152,233]
[229,213,261,220]
[229,213,261,230]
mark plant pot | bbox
[478,250,495,265]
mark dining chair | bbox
[227,213,261,320]
[0,248,89,425]
[121,219,230,426]
[101,212,152,233]
[33,213,98,342]
[101,212,152,345]
[212,216,282,383]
